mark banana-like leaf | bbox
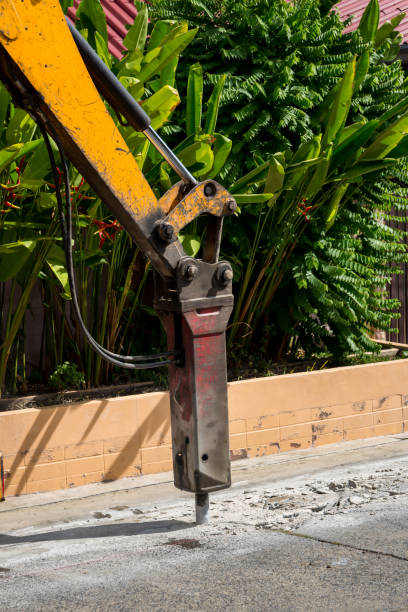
[304,147,332,200]
[177,141,214,177]
[46,243,71,299]
[140,85,180,130]
[0,143,23,173]
[228,161,270,194]
[76,0,108,52]
[331,120,379,169]
[5,109,35,146]
[186,63,203,137]
[0,240,37,282]
[358,0,379,43]
[234,193,275,204]
[321,57,356,149]
[205,133,232,179]
[95,30,111,69]
[325,182,349,230]
[123,4,148,53]
[179,233,201,257]
[337,158,397,180]
[285,136,322,190]
[354,50,370,91]
[21,138,58,181]
[387,133,408,158]
[265,156,285,194]
[377,95,408,127]
[204,75,227,136]
[138,28,198,85]
[375,12,405,48]
[361,113,408,160]
[0,82,10,129]
[147,20,179,51]
[337,121,366,145]
[159,164,172,192]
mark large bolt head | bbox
[216,263,233,286]
[158,222,175,242]
[179,258,199,282]
[226,199,237,213]
[204,182,217,197]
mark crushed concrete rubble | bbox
[25,454,406,539]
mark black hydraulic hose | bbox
[38,122,179,369]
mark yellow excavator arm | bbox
[0,0,236,523]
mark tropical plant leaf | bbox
[46,243,71,299]
[358,0,379,43]
[186,63,203,137]
[204,75,227,136]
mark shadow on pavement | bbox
[0,519,191,545]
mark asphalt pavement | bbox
[1,434,408,611]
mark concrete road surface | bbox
[1,434,408,611]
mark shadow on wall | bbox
[2,392,171,495]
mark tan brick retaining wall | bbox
[1,359,408,496]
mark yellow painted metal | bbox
[0,0,169,223]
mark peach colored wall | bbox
[1,359,408,496]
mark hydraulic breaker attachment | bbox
[155,258,233,522]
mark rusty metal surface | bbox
[157,181,236,241]
[159,303,232,494]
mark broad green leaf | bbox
[337,121,366,145]
[331,120,379,169]
[285,136,322,190]
[159,163,172,192]
[123,4,148,52]
[377,95,408,127]
[354,50,370,91]
[338,158,397,180]
[140,85,180,130]
[265,156,285,194]
[361,113,408,160]
[358,0,379,43]
[290,135,321,165]
[229,161,270,194]
[322,57,356,149]
[137,28,198,85]
[179,233,201,257]
[147,20,178,51]
[0,240,37,281]
[375,12,405,48]
[234,193,275,204]
[204,75,226,136]
[21,139,58,181]
[285,157,323,173]
[177,142,213,177]
[205,133,232,179]
[95,30,111,69]
[387,134,408,158]
[0,82,10,129]
[37,192,57,211]
[159,24,188,88]
[304,147,332,200]
[0,143,23,173]
[76,0,108,52]
[46,243,71,299]
[5,109,35,145]
[325,182,349,230]
[186,63,203,137]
